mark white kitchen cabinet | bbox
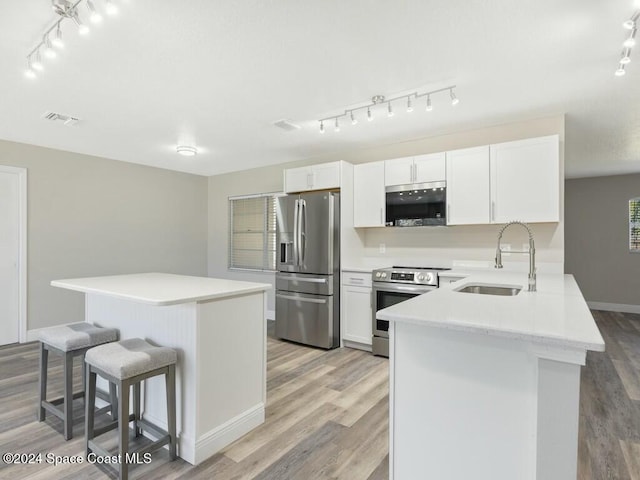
[490,135,560,223]
[446,146,490,225]
[341,271,372,348]
[414,153,446,183]
[384,153,446,186]
[354,161,385,227]
[283,161,341,193]
[384,157,414,186]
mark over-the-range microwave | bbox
[385,181,446,227]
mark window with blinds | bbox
[630,198,640,253]
[229,194,278,271]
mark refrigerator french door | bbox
[275,191,340,349]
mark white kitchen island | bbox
[51,272,270,465]
[377,271,605,480]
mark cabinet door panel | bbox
[312,162,341,190]
[342,285,373,345]
[446,146,490,225]
[354,161,385,227]
[490,135,559,223]
[414,153,446,183]
[284,167,312,193]
[384,157,414,186]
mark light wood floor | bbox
[0,311,639,479]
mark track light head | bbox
[367,107,373,122]
[624,19,635,29]
[319,121,325,134]
[51,23,64,48]
[334,118,340,132]
[624,28,637,48]
[43,35,57,58]
[426,95,433,112]
[87,0,103,23]
[406,96,414,113]
[105,0,118,16]
[450,89,459,106]
[25,57,37,79]
[615,64,626,76]
[32,51,44,71]
[387,102,394,117]
[350,111,358,125]
[621,48,632,64]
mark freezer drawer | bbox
[275,290,337,349]
[276,272,333,295]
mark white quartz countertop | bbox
[51,273,271,306]
[377,271,605,352]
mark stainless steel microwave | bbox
[385,181,446,227]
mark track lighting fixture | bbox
[317,85,459,134]
[87,0,102,23]
[450,88,459,106]
[24,0,124,80]
[616,12,639,76]
[426,95,433,112]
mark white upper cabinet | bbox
[446,146,491,225]
[413,153,446,184]
[490,135,560,223]
[384,157,414,186]
[283,161,342,193]
[354,161,385,227]
[384,153,446,186]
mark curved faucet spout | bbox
[495,221,536,292]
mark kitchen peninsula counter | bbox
[377,271,604,480]
[52,273,271,465]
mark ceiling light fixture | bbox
[616,11,639,76]
[24,0,123,79]
[176,145,198,156]
[87,0,102,23]
[318,85,458,133]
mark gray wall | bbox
[565,173,640,306]
[0,139,208,331]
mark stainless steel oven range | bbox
[372,266,450,357]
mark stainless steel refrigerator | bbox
[275,191,340,349]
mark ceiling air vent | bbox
[42,111,81,126]
[273,119,301,132]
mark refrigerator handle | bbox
[293,199,300,266]
[300,199,307,266]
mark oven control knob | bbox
[381,272,387,278]
[417,274,425,281]
[375,272,381,278]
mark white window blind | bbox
[630,198,640,253]
[229,193,278,271]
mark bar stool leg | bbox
[63,351,73,440]
[85,366,96,456]
[118,379,130,480]
[133,382,141,437]
[38,343,48,421]
[166,364,177,460]
[110,382,118,421]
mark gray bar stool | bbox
[85,338,177,480]
[37,322,118,440]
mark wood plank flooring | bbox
[0,311,639,479]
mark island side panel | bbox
[391,321,538,480]
[193,291,266,464]
[85,293,198,463]
[535,358,582,480]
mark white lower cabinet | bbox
[341,271,372,348]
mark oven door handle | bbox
[373,284,435,294]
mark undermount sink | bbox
[455,283,522,296]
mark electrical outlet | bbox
[379,243,386,254]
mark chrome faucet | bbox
[495,221,536,292]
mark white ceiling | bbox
[1,0,639,178]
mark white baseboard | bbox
[192,403,265,465]
[266,309,275,321]
[588,302,640,314]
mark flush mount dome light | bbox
[176,145,198,156]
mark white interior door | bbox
[0,170,21,345]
